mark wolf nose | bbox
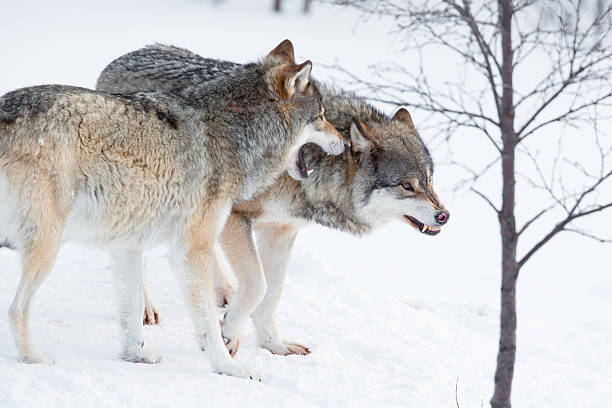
[436,211,449,225]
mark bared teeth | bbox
[421,224,427,233]
[307,169,314,176]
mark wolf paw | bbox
[222,334,241,358]
[215,361,261,381]
[143,305,160,325]
[215,284,235,307]
[263,340,310,356]
[122,348,162,364]
[23,352,55,365]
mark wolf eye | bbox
[401,182,414,192]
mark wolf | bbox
[0,40,346,379]
[97,44,450,357]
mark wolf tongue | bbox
[298,146,309,178]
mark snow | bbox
[1,0,611,407]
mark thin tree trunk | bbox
[491,1,518,408]
[274,0,281,12]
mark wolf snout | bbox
[329,140,346,155]
[436,211,450,225]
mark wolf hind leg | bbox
[111,249,161,364]
[8,213,65,364]
[251,225,309,356]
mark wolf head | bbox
[351,108,449,235]
[263,40,347,181]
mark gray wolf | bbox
[0,40,346,379]
[97,44,449,356]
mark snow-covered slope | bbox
[1,244,609,408]
[1,0,611,407]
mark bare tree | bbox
[305,0,312,13]
[327,1,612,407]
[273,0,313,13]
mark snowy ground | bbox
[1,1,611,407]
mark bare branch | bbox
[455,377,460,408]
[517,204,556,237]
[517,91,612,143]
[444,0,503,117]
[564,228,612,243]
[519,201,612,268]
[471,187,500,214]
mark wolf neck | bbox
[181,63,297,202]
[293,148,373,235]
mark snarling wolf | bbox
[0,40,346,379]
[97,44,450,356]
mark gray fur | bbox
[0,85,77,124]
[97,44,242,95]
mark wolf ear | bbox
[286,60,312,97]
[392,108,415,128]
[268,39,295,64]
[350,119,375,154]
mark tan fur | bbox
[232,200,265,219]
[267,39,295,64]
[392,107,415,128]
[316,113,346,146]
[181,195,231,321]
[7,178,66,363]
[217,213,266,357]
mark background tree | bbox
[327,1,612,407]
[273,0,312,13]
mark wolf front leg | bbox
[174,201,260,380]
[217,213,267,357]
[111,249,161,363]
[251,225,309,356]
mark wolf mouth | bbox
[296,146,312,179]
[403,215,441,236]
